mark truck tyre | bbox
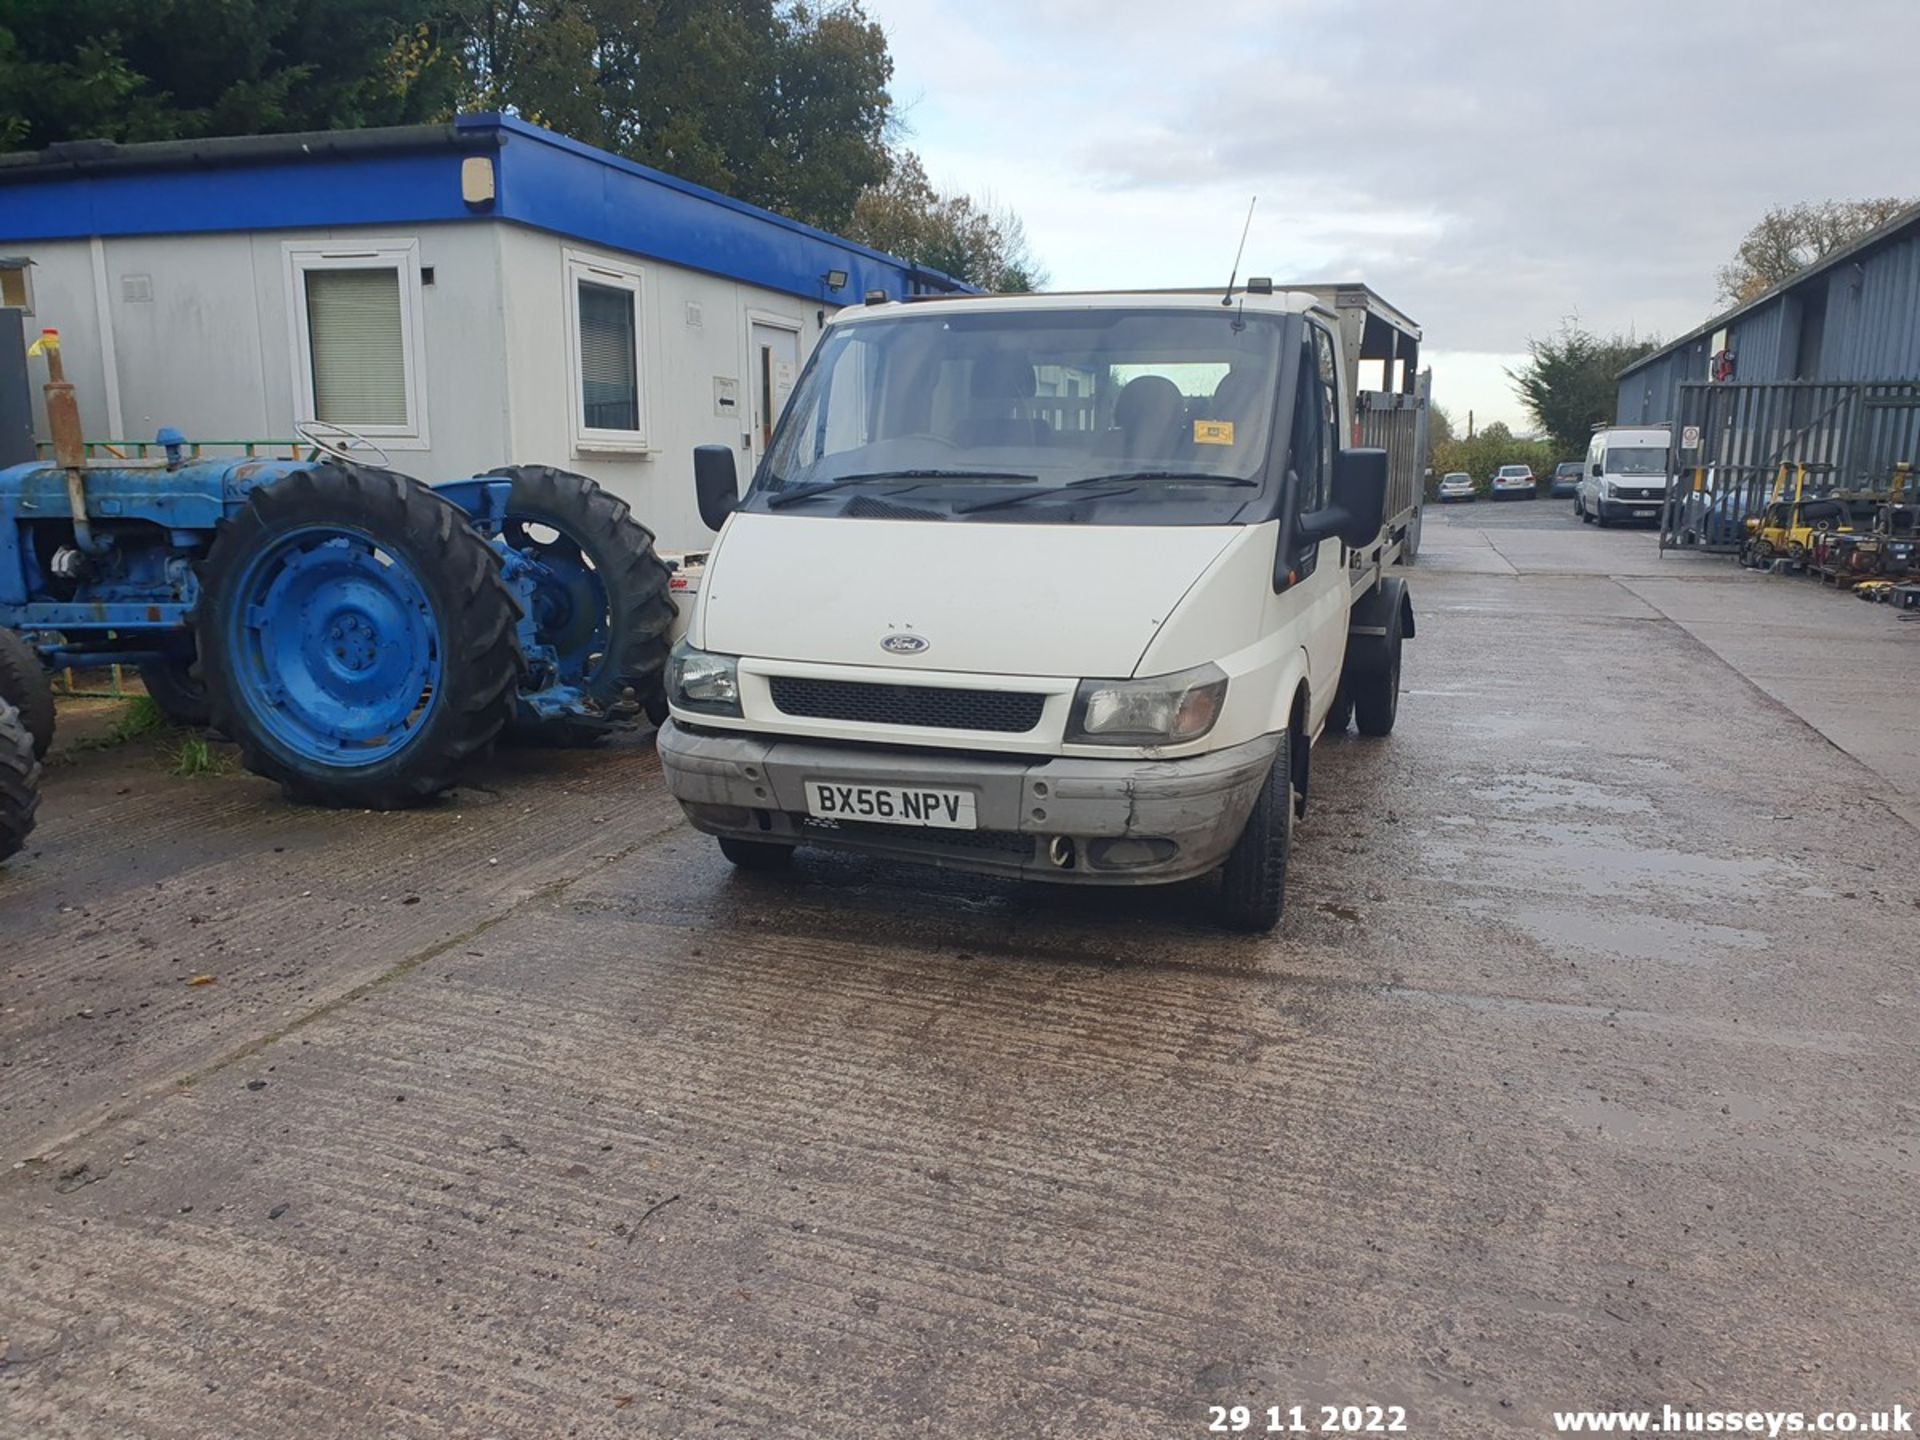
[486,466,677,745]
[1352,615,1403,737]
[0,627,55,759]
[196,462,522,809]
[1217,729,1292,933]
[138,657,213,729]
[718,836,796,871]
[0,699,40,863]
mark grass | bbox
[107,695,168,744]
[165,732,235,778]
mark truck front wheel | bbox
[718,837,796,871]
[1216,730,1293,933]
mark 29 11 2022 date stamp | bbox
[1206,1403,1410,1435]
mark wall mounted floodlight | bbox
[822,269,849,291]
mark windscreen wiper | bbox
[956,471,1259,515]
[1064,470,1259,489]
[765,468,1038,508]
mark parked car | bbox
[1437,471,1476,503]
[1547,461,1583,498]
[1489,464,1536,500]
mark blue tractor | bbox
[0,353,675,812]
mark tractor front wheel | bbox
[486,466,676,745]
[138,656,213,729]
[195,462,521,809]
[0,627,55,759]
[0,699,40,863]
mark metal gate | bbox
[1661,380,1920,552]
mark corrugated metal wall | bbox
[1617,222,1920,425]
[1817,229,1920,380]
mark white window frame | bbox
[563,248,651,456]
[0,258,34,315]
[283,238,429,450]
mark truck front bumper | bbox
[658,722,1283,886]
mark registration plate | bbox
[1633,507,1657,517]
[804,780,976,829]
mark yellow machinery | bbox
[1743,463,1851,568]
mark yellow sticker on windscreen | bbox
[1193,419,1235,445]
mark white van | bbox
[1575,425,1670,526]
[657,288,1418,931]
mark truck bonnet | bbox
[695,511,1240,678]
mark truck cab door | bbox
[1269,326,1348,723]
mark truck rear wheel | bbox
[0,699,41,863]
[1216,729,1292,933]
[0,627,55,759]
[1351,614,1404,737]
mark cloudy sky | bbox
[864,0,1920,432]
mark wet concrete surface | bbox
[3,505,1918,1438]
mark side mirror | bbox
[694,444,739,532]
[1591,462,1603,477]
[1298,448,1388,550]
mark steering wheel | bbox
[295,419,392,469]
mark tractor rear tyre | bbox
[486,466,676,745]
[1216,729,1293,933]
[0,699,40,863]
[138,657,213,729]
[196,462,521,809]
[0,627,55,759]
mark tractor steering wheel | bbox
[295,419,392,469]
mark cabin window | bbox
[0,260,32,314]
[285,240,427,446]
[565,250,649,453]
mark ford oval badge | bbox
[880,632,928,655]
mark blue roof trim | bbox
[0,114,967,305]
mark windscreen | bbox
[1605,446,1667,476]
[746,307,1292,525]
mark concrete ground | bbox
[2,500,1917,1439]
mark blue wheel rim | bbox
[226,526,442,767]
[505,523,609,684]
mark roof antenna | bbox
[1221,196,1257,307]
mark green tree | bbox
[1507,323,1659,459]
[411,0,894,231]
[0,0,440,151]
[1716,198,1916,306]
[1429,420,1557,497]
[844,150,1044,291]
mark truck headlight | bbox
[1067,662,1228,745]
[667,643,741,717]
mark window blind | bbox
[305,267,408,427]
[578,280,639,431]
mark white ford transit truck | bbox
[658,283,1425,931]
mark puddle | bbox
[1460,771,1654,816]
[1465,900,1769,964]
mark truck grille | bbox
[768,676,1045,733]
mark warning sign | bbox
[1681,425,1701,451]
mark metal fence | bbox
[32,437,305,462]
[1660,381,1920,553]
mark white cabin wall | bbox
[496,223,833,551]
[1,223,514,476]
